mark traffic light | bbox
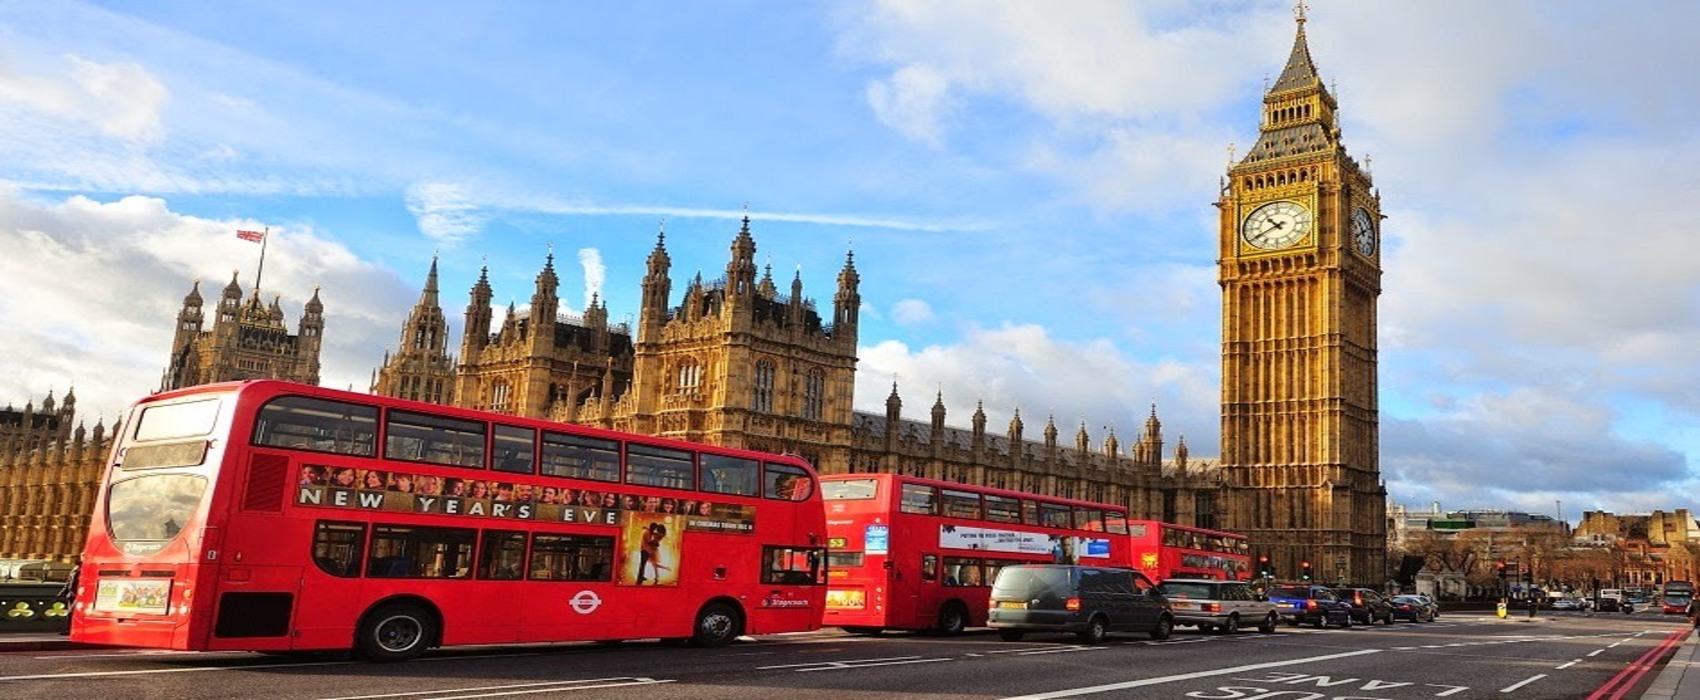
[1258,555,1271,578]
[1496,561,1508,580]
[1300,561,1313,581]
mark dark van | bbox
[987,564,1173,643]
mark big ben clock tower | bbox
[1219,4,1386,585]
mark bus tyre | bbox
[998,629,1026,642]
[357,603,434,662]
[690,602,741,647]
[936,603,968,636]
[1077,615,1109,644]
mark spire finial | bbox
[1294,0,1308,26]
[1226,142,1236,167]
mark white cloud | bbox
[866,63,952,147]
[0,53,170,144]
[405,182,487,246]
[890,298,935,326]
[578,247,605,309]
[0,188,411,420]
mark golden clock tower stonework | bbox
[1219,10,1386,585]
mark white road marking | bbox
[0,658,353,681]
[1500,674,1547,693]
[1588,649,1603,657]
[320,678,673,700]
[1557,660,1581,669]
[997,648,1382,699]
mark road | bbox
[2,610,1691,700]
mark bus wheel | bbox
[936,603,968,636]
[690,602,741,647]
[357,603,434,662]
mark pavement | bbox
[1643,626,1700,700]
[2,625,1696,699]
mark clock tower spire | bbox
[1218,5,1385,585]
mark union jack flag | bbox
[236,230,265,242]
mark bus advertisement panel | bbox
[820,473,1133,635]
[1124,520,1252,582]
[71,380,826,660]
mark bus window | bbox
[1103,510,1129,535]
[107,474,206,545]
[1021,499,1039,525]
[367,525,475,579]
[941,490,982,519]
[312,521,366,578]
[491,425,535,475]
[701,454,759,496]
[983,494,1021,523]
[627,445,696,490]
[530,534,615,581]
[765,463,813,501]
[540,433,620,482]
[898,483,937,515]
[253,396,378,456]
[919,553,939,581]
[478,530,527,580]
[135,397,222,441]
[820,478,878,501]
[1038,502,1071,529]
[1073,506,1105,532]
[943,557,984,586]
[762,546,825,585]
[385,410,487,468]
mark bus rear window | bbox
[107,474,208,543]
[820,479,877,501]
[134,398,222,441]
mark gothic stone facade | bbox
[0,390,111,563]
[162,272,324,391]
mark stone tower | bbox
[160,271,323,390]
[597,219,860,470]
[1217,6,1386,584]
[452,253,635,419]
[372,256,457,404]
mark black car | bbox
[987,565,1174,643]
[1265,584,1353,628]
[1333,587,1395,626]
[1596,597,1622,613]
[1389,595,1435,622]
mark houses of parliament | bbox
[0,10,1388,584]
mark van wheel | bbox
[1217,615,1240,635]
[998,629,1026,642]
[936,603,968,636]
[1077,616,1109,644]
[1258,613,1278,634]
[357,603,434,662]
[1149,614,1173,640]
[690,602,741,647]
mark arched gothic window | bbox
[802,368,825,421]
[752,361,775,412]
[677,358,702,394]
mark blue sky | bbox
[2,0,1697,523]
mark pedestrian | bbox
[56,558,80,635]
[1686,596,1699,627]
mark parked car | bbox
[1265,584,1353,628]
[1550,597,1580,610]
[987,565,1175,643]
[1156,578,1280,634]
[1333,587,1395,626]
[1389,595,1435,622]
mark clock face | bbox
[1351,208,1376,256]
[1240,200,1313,250]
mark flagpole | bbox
[255,226,270,292]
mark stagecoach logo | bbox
[1141,552,1160,570]
[569,590,603,615]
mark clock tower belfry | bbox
[1218,5,1386,585]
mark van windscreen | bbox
[992,567,1072,597]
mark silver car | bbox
[1155,578,1279,634]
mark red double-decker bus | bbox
[819,473,1134,635]
[1123,520,1251,582]
[70,380,826,660]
